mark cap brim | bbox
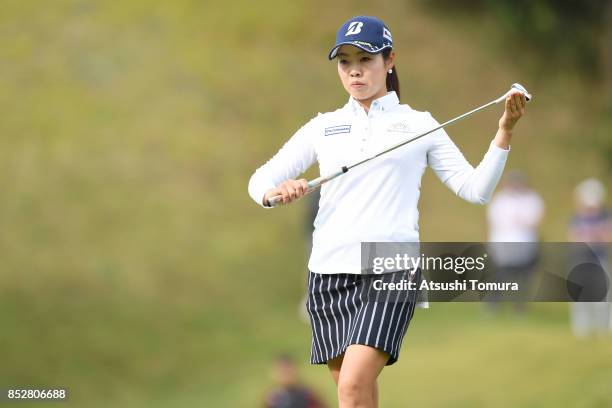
[328,42,392,60]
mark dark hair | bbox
[382,48,400,100]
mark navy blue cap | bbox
[328,16,393,60]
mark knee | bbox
[338,377,370,406]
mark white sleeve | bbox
[426,113,509,205]
[248,118,318,208]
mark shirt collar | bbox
[347,91,400,114]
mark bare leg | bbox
[327,353,344,385]
[372,381,378,408]
[337,344,388,408]
[328,353,378,406]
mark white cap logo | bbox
[383,27,392,42]
[346,21,363,36]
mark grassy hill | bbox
[0,1,610,406]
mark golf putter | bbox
[268,83,532,207]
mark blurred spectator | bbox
[486,170,545,310]
[568,178,612,338]
[264,354,326,408]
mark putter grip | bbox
[266,170,344,207]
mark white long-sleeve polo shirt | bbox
[249,91,509,277]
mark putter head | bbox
[510,83,532,101]
[495,83,532,104]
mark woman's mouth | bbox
[350,82,366,89]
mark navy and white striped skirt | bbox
[306,268,421,366]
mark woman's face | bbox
[336,45,395,104]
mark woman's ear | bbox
[385,50,396,70]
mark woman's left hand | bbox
[498,90,527,132]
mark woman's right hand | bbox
[263,179,309,206]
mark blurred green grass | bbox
[0,0,610,407]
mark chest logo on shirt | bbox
[324,125,352,136]
[387,121,412,133]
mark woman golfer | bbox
[248,15,526,408]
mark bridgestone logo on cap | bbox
[346,21,364,36]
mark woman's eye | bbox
[339,60,348,65]
[361,57,371,62]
